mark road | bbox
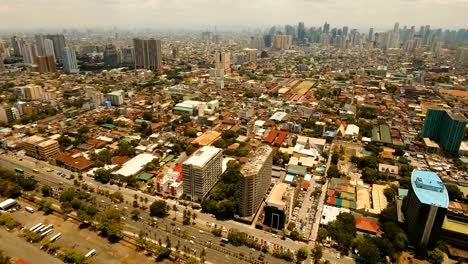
[0,228,63,264]
[0,153,291,263]
[309,143,334,249]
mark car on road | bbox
[32,169,39,173]
[219,242,225,246]
[189,240,194,244]
[46,168,53,172]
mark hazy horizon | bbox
[0,0,467,31]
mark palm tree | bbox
[191,212,197,224]
[200,248,206,263]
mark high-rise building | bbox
[404,170,448,255]
[238,145,273,217]
[10,36,21,57]
[421,108,467,155]
[182,146,223,202]
[34,35,46,56]
[46,34,66,63]
[214,51,230,71]
[20,84,43,100]
[273,35,292,50]
[36,56,57,73]
[0,56,5,72]
[121,47,134,65]
[263,34,272,48]
[133,38,162,71]
[62,47,79,74]
[22,135,60,160]
[298,22,306,42]
[323,22,330,33]
[44,39,56,62]
[20,42,37,65]
[103,44,120,67]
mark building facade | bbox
[46,34,66,63]
[239,145,273,217]
[182,146,223,202]
[421,108,467,155]
[404,170,449,256]
[63,47,79,74]
[133,38,162,71]
[22,135,60,160]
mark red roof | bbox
[172,150,200,182]
[15,260,28,264]
[301,180,310,190]
[355,216,380,234]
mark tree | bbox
[0,213,16,229]
[317,228,328,243]
[287,222,296,231]
[384,187,397,202]
[446,184,464,201]
[142,112,153,121]
[41,185,53,197]
[428,248,444,264]
[109,191,124,203]
[354,236,381,262]
[38,200,53,214]
[191,212,197,224]
[327,213,356,253]
[311,246,322,264]
[150,200,167,217]
[296,246,309,263]
[185,257,200,264]
[131,209,140,220]
[97,208,123,242]
[94,168,111,184]
[362,167,379,184]
[115,140,135,157]
[156,246,171,260]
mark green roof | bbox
[379,125,392,144]
[175,153,187,164]
[162,154,175,163]
[287,165,307,176]
[138,173,154,181]
[101,123,117,130]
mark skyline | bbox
[0,0,468,31]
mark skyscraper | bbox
[44,39,56,62]
[182,146,223,202]
[46,34,66,63]
[323,22,330,33]
[421,108,467,155]
[103,44,120,68]
[62,47,79,74]
[10,36,21,57]
[0,56,5,72]
[238,145,273,217]
[368,28,374,42]
[297,22,306,42]
[34,35,47,56]
[36,56,57,73]
[133,38,162,71]
[20,42,37,65]
[404,170,448,256]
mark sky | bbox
[0,0,467,31]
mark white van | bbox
[25,207,34,213]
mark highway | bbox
[0,152,291,263]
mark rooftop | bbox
[240,145,273,177]
[183,146,221,168]
[266,182,288,209]
[411,170,449,208]
[23,135,45,144]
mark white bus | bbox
[40,229,54,238]
[25,207,34,213]
[49,233,62,242]
[85,249,96,258]
[32,224,45,233]
[37,224,53,233]
[29,223,43,232]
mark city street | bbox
[0,154,306,263]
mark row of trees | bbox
[201,161,240,219]
[0,168,37,198]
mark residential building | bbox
[63,47,79,73]
[404,170,449,255]
[421,108,467,155]
[182,146,223,202]
[106,90,124,106]
[133,38,162,71]
[22,135,60,160]
[36,56,56,73]
[239,145,273,217]
[46,34,66,63]
[103,44,120,67]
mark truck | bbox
[85,249,96,258]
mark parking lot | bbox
[10,199,152,264]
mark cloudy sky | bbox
[0,0,467,30]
